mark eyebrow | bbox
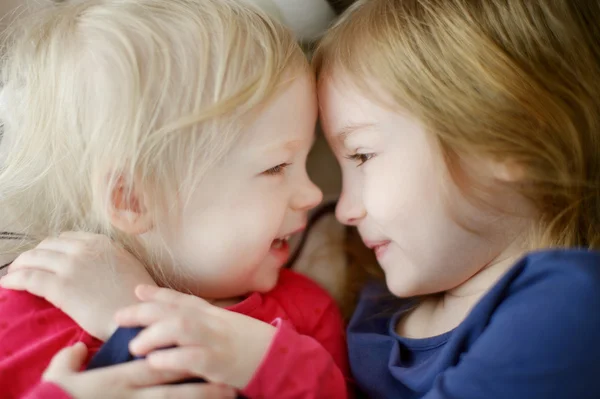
[335,122,376,144]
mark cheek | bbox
[364,152,440,225]
[362,170,398,222]
[362,156,411,223]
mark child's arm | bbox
[241,314,349,399]
[241,277,350,399]
[117,285,349,399]
[0,232,156,341]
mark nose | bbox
[335,182,366,226]
[291,175,323,212]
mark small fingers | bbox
[135,285,206,308]
[129,317,209,356]
[36,236,83,253]
[146,347,209,376]
[100,359,191,387]
[40,233,114,259]
[8,248,67,274]
[0,268,61,300]
[43,342,88,380]
[116,302,177,328]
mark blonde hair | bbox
[314,0,600,250]
[0,0,308,273]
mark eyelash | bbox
[263,163,291,176]
[345,153,375,166]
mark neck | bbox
[446,236,527,302]
[397,239,527,339]
[208,296,246,308]
[433,242,527,331]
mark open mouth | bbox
[270,235,291,249]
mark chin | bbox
[384,270,423,298]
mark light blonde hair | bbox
[314,0,600,250]
[0,0,308,276]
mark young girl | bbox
[8,0,600,397]
[0,0,349,397]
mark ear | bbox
[489,158,526,183]
[108,176,153,235]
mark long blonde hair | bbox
[314,0,600,250]
[0,0,307,271]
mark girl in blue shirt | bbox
[312,0,600,397]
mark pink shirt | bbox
[0,269,349,398]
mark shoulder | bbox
[265,269,341,332]
[477,249,600,331]
[0,288,98,396]
[0,286,56,316]
[0,287,97,352]
[427,251,600,398]
[514,249,600,283]
[499,249,600,309]
[464,250,600,372]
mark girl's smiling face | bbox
[319,75,529,298]
[150,74,322,299]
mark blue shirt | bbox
[348,250,600,399]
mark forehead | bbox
[234,74,318,151]
[318,76,382,137]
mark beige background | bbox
[1,0,33,29]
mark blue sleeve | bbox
[424,252,600,399]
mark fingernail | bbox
[129,339,140,354]
[135,284,154,299]
[73,342,87,350]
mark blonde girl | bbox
[0,0,348,397]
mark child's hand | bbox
[116,285,277,390]
[43,342,236,399]
[0,231,156,340]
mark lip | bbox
[364,240,390,249]
[268,225,306,267]
[364,240,391,258]
[277,225,306,240]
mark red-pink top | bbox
[0,269,349,399]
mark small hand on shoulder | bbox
[0,231,156,340]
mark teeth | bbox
[272,235,291,248]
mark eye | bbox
[345,153,375,166]
[263,163,291,176]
